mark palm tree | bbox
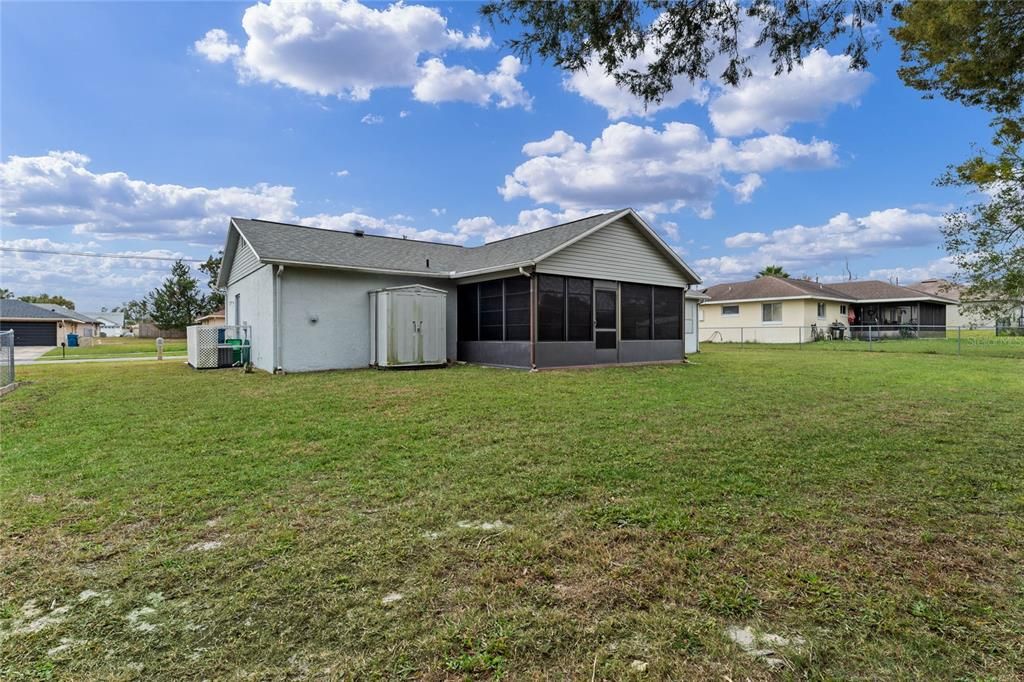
[757,265,790,278]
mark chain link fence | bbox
[700,324,1024,359]
[1,330,14,390]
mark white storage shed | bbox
[368,285,447,368]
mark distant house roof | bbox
[38,305,99,323]
[82,311,125,326]
[196,309,226,322]
[703,276,856,303]
[827,280,956,303]
[218,209,700,287]
[906,279,963,301]
[0,300,99,322]
[702,276,959,304]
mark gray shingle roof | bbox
[703,277,958,303]
[82,311,125,326]
[231,211,620,277]
[232,218,465,276]
[703,276,856,302]
[828,280,956,302]
[0,299,97,321]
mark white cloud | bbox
[194,1,531,108]
[696,207,945,282]
[413,56,531,109]
[0,151,296,243]
[399,110,411,118]
[360,114,383,125]
[501,122,836,217]
[193,29,241,64]
[335,169,350,177]
[565,49,708,119]
[709,50,873,136]
[430,208,446,216]
[729,173,763,203]
[661,220,680,241]
[452,207,595,243]
[863,256,958,284]
[0,237,199,309]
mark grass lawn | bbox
[41,337,187,360]
[2,348,1022,679]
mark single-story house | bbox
[196,309,226,326]
[216,208,703,372]
[0,300,101,346]
[699,276,957,343]
[907,278,1024,331]
[81,311,126,337]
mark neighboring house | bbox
[0,300,100,346]
[196,309,226,326]
[907,278,1024,330]
[81,311,126,337]
[700,276,957,343]
[217,208,703,372]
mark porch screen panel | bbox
[479,280,504,341]
[566,277,593,341]
[538,275,565,341]
[621,283,652,340]
[504,277,531,341]
[458,284,478,342]
[652,286,682,340]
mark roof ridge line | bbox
[236,217,466,248]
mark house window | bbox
[721,305,740,316]
[840,304,847,315]
[652,286,682,340]
[566,277,593,341]
[621,283,652,340]
[699,307,704,322]
[503,277,531,341]
[538,275,565,341]
[817,302,827,318]
[762,302,783,323]
[457,284,478,341]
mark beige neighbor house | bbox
[195,309,226,326]
[907,278,1024,331]
[700,276,957,344]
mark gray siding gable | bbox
[228,238,262,285]
[536,218,692,288]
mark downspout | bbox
[274,264,285,373]
[683,283,690,361]
[519,266,536,370]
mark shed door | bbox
[420,293,445,364]
[389,291,420,365]
[684,300,698,353]
[6,321,57,346]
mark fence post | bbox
[869,325,873,351]
[798,326,802,347]
[957,326,961,356]
[740,327,744,347]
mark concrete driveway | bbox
[13,346,55,364]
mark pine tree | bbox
[147,260,205,329]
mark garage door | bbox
[5,321,57,346]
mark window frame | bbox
[652,286,682,340]
[817,302,827,319]
[762,302,783,324]
[840,304,847,315]
[621,283,653,341]
[537,274,566,342]
[721,304,740,317]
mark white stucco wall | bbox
[278,268,457,372]
[225,264,276,372]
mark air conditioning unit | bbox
[187,325,251,369]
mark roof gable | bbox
[217,209,701,285]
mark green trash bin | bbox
[225,338,250,365]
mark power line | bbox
[0,247,207,263]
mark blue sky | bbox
[0,1,993,311]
